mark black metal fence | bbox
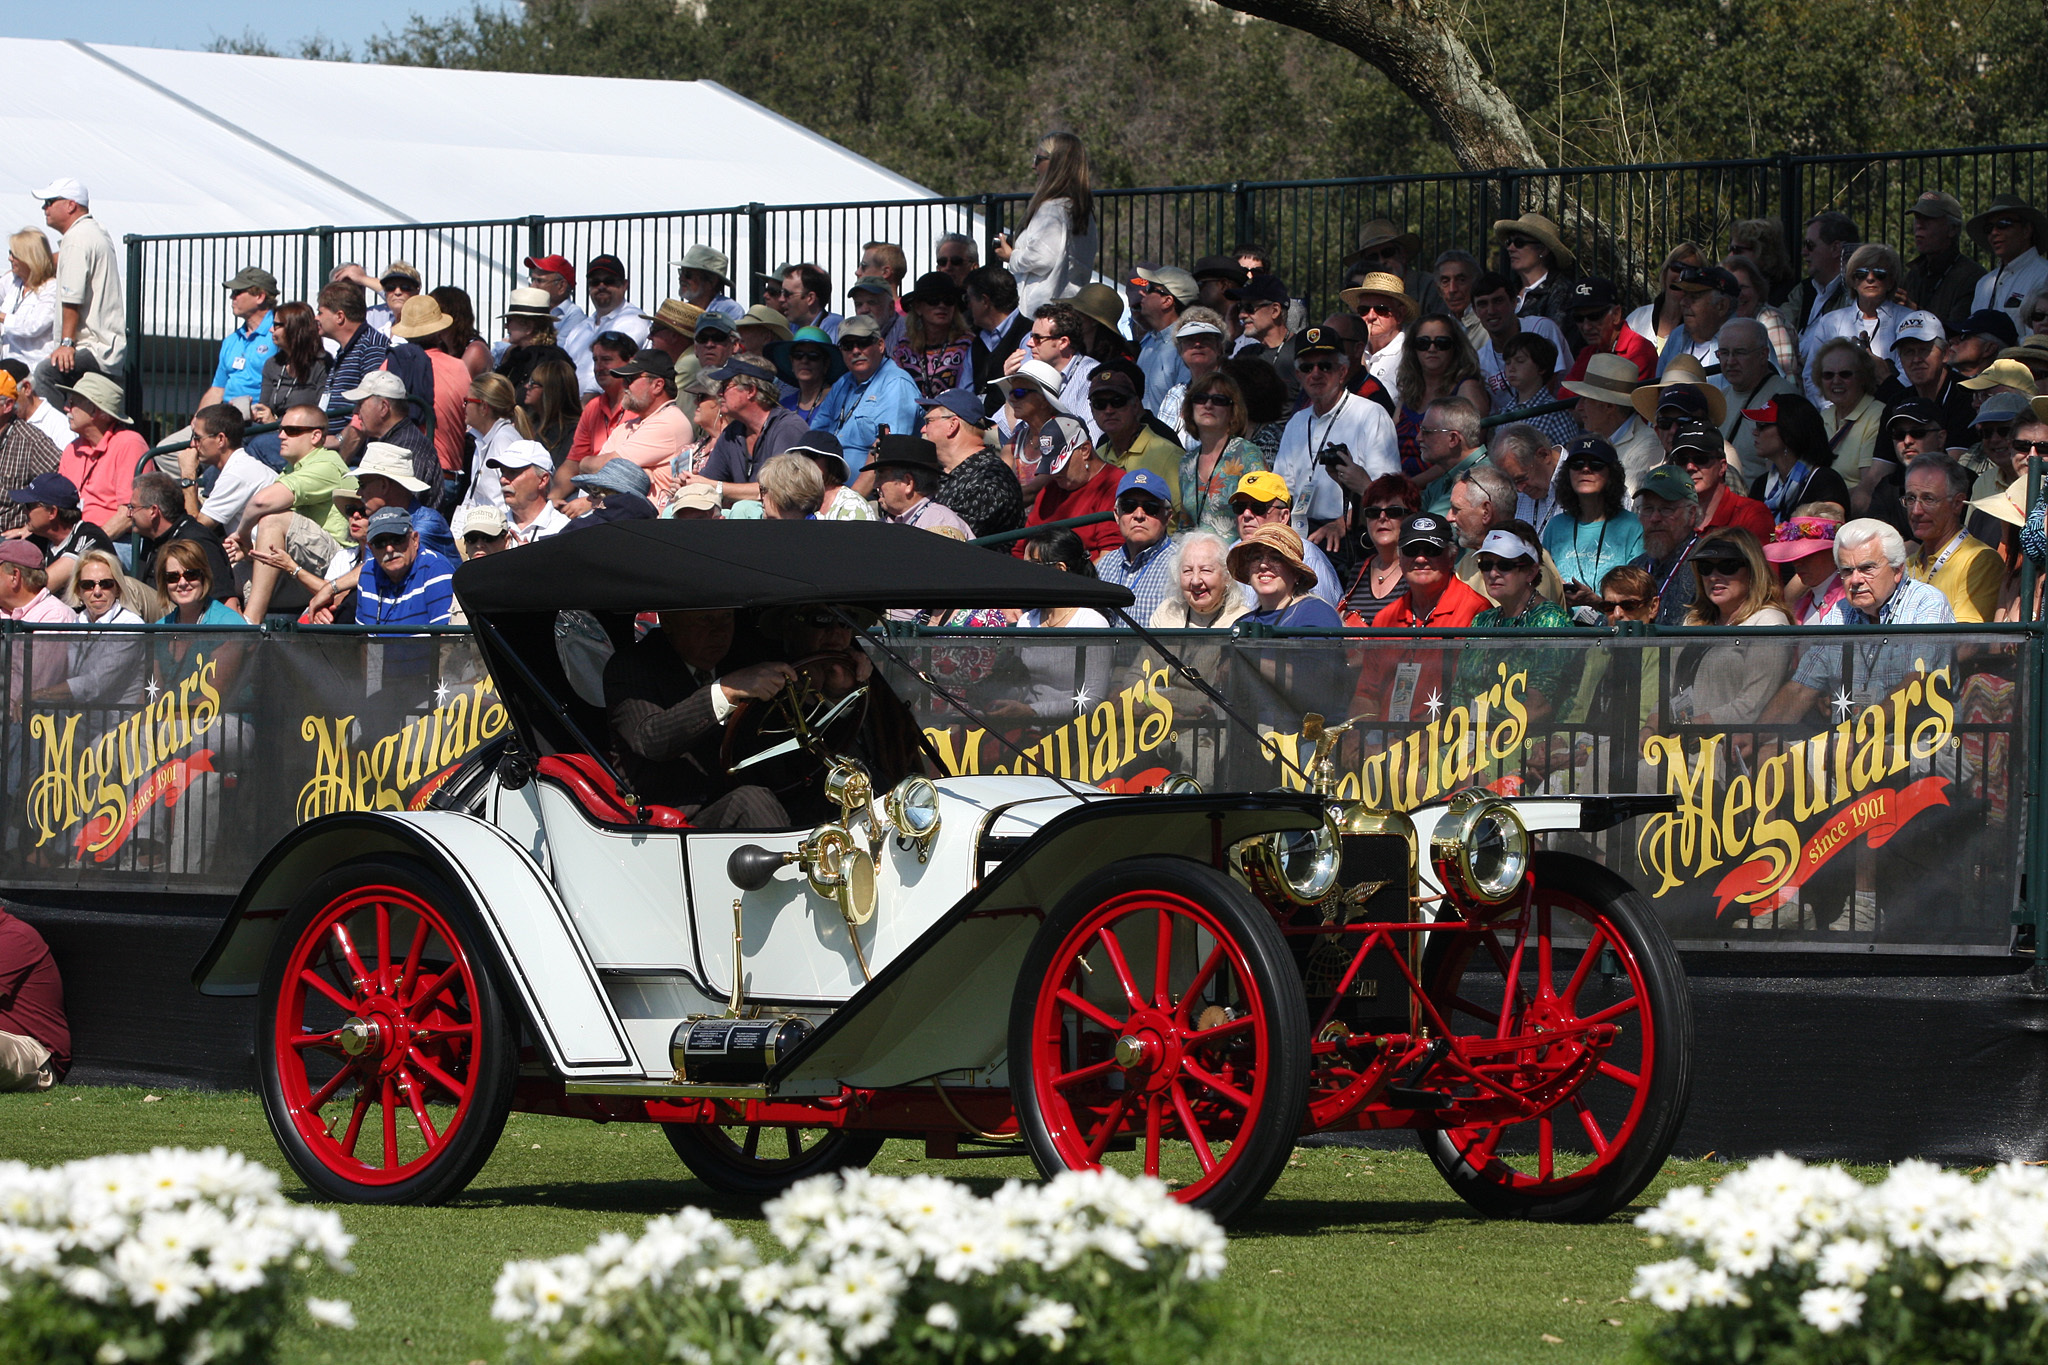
[122,143,2048,432]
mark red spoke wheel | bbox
[258,856,518,1204]
[1010,856,1308,1223]
[664,1122,884,1201]
[1417,851,1692,1221]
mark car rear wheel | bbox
[1010,855,1309,1223]
[1416,851,1692,1222]
[258,856,518,1205]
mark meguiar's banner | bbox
[3,625,2026,953]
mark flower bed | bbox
[1630,1153,2048,1362]
[493,1167,1229,1364]
[0,1146,355,1364]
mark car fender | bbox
[766,791,1327,1096]
[1409,794,1676,896]
[191,811,642,1078]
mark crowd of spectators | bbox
[2,159,2044,863]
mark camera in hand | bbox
[1317,442,1351,470]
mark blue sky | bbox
[0,1,509,54]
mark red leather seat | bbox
[535,754,691,829]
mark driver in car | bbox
[604,608,799,827]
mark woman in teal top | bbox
[153,539,254,697]
[1541,434,1642,612]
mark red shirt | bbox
[1026,461,1123,557]
[0,909,67,1079]
[424,348,474,473]
[1700,485,1776,541]
[1563,324,1657,386]
[1349,576,1492,719]
[60,428,146,528]
[569,391,628,465]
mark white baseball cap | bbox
[1477,529,1541,564]
[486,439,555,474]
[32,177,88,208]
[1173,317,1226,341]
[342,371,408,403]
[1894,310,1946,345]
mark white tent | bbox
[3,40,985,362]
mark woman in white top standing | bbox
[994,133,1097,317]
[0,229,60,368]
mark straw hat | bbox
[1969,480,2028,529]
[1227,522,1318,593]
[1492,211,1576,270]
[1559,353,1642,408]
[501,287,554,320]
[1337,271,1418,322]
[389,294,453,339]
[651,299,702,339]
[1631,355,1728,425]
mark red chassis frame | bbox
[509,871,1652,1182]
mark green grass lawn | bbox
[1,1086,1723,1365]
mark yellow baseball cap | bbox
[1233,470,1292,504]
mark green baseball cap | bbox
[223,266,277,296]
[1636,464,1699,505]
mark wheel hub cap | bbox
[338,1017,376,1057]
[1114,1034,1149,1069]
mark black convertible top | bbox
[454,520,1135,615]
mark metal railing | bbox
[120,142,2048,435]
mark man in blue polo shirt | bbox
[198,266,276,414]
[809,314,920,487]
[356,506,455,627]
[1093,468,1179,623]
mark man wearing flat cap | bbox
[1968,195,2048,329]
[1902,191,1983,329]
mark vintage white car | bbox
[195,521,1690,1223]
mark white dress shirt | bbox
[1272,390,1400,530]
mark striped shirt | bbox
[358,545,456,626]
[322,324,391,434]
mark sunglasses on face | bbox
[2014,439,2048,456]
[1116,496,1166,517]
[1891,425,1943,441]
[838,336,879,351]
[1232,497,1278,515]
[1027,331,1059,345]
[588,275,625,288]
[1820,370,1857,383]
[1193,393,1234,408]
[1977,423,2013,439]
[463,532,503,545]
[1356,302,1399,318]
[1598,596,1648,614]
[937,255,971,268]
[1653,413,1686,428]
[1475,556,1533,574]
[1989,218,2024,232]
[78,578,117,592]
[162,570,202,585]
[1694,557,1747,578]
[1503,236,1537,250]
[1361,505,1408,520]
[1851,267,1891,282]
[1296,358,1342,374]
[279,423,324,437]
[1675,452,1720,467]
[1411,335,1456,352]
[1089,390,1134,409]
[1565,457,1608,473]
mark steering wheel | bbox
[719,650,873,797]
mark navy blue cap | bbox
[6,471,79,509]
[917,390,987,426]
[1115,467,1171,503]
[1962,308,2021,348]
[1562,433,1620,465]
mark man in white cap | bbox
[487,439,568,545]
[1562,354,1661,495]
[674,245,744,322]
[30,178,124,406]
[1130,267,1195,410]
[343,370,438,499]
[1874,310,1975,460]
